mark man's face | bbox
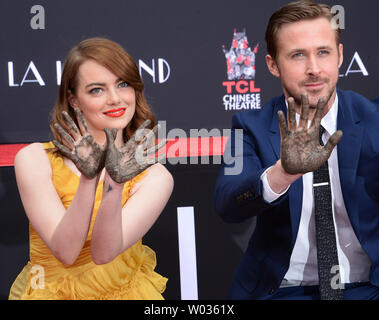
[266,17,343,116]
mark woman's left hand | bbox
[104,120,166,184]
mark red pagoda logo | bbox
[223,28,259,80]
[222,28,261,110]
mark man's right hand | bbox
[277,94,343,175]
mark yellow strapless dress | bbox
[8,142,167,300]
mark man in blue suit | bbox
[214,0,379,299]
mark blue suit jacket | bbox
[214,89,379,299]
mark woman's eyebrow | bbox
[85,82,106,88]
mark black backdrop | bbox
[0,0,378,300]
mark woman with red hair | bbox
[9,38,173,300]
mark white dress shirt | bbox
[261,94,371,287]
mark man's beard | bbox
[286,77,336,110]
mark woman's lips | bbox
[103,107,126,118]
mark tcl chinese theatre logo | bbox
[222,29,261,111]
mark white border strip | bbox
[177,206,198,300]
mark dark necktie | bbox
[313,125,343,300]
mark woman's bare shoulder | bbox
[14,142,52,175]
[130,163,173,196]
[145,163,173,185]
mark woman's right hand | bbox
[104,120,166,184]
[53,108,105,179]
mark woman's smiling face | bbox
[69,59,136,144]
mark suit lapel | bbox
[289,177,304,246]
[268,96,304,245]
[336,91,363,232]
[268,96,286,159]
